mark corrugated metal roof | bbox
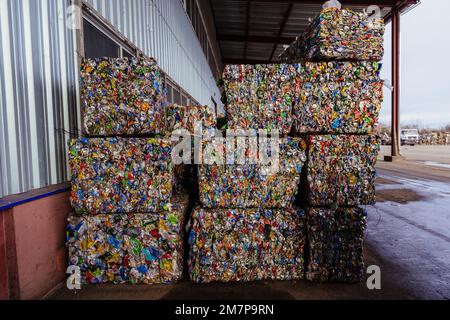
[210,0,419,64]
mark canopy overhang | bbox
[209,0,419,64]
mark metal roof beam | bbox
[217,34,296,44]
[223,58,269,64]
[269,3,293,61]
[384,0,420,22]
[246,0,420,9]
[244,1,251,60]
[247,0,397,6]
[214,0,420,64]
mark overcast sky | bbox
[380,0,450,128]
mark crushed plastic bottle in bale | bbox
[69,137,173,214]
[81,57,164,136]
[292,61,383,134]
[66,193,189,285]
[222,64,297,136]
[188,206,306,283]
[305,134,380,206]
[280,7,384,62]
[306,206,367,282]
[198,137,307,208]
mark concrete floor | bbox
[49,145,450,300]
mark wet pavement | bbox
[48,158,450,300]
[365,165,450,299]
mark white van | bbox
[400,129,420,146]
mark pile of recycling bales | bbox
[190,5,382,283]
[66,4,384,286]
[188,125,308,282]
[81,58,164,136]
[279,7,384,62]
[297,5,383,283]
[67,57,191,285]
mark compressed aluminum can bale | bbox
[66,194,189,285]
[66,214,125,284]
[81,57,164,136]
[306,134,380,206]
[306,206,367,282]
[281,7,384,62]
[292,61,383,134]
[69,137,173,214]
[86,215,125,284]
[223,64,297,136]
[198,137,307,208]
[188,206,306,283]
[165,104,217,133]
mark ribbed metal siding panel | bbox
[85,0,222,108]
[0,0,78,198]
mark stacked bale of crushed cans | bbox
[282,6,384,282]
[188,6,383,283]
[188,64,308,283]
[67,57,190,285]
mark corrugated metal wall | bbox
[0,0,79,198]
[0,0,222,198]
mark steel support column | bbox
[385,6,403,162]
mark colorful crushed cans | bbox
[306,206,367,282]
[223,64,297,136]
[292,61,383,134]
[66,194,189,284]
[305,134,380,206]
[198,137,307,208]
[280,7,384,62]
[188,206,306,283]
[165,104,217,134]
[81,57,164,136]
[69,137,173,214]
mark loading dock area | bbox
[3,0,450,301]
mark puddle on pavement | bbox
[375,171,450,205]
[376,177,399,185]
[376,173,450,197]
[376,188,426,204]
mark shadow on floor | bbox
[47,243,418,300]
[160,281,296,300]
